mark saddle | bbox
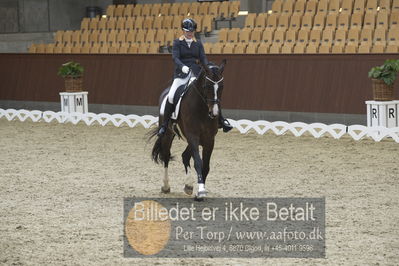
[160,78,195,120]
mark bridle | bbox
[205,76,223,104]
[193,70,223,106]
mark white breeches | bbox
[168,75,196,104]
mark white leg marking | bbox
[197,183,207,198]
[163,167,170,189]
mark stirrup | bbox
[222,119,233,133]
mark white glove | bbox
[182,66,189,74]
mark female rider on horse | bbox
[157,18,233,137]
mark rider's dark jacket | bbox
[172,35,209,79]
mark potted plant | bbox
[368,59,399,101]
[57,61,84,92]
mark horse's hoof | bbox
[194,191,207,201]
[184,185,193,195]
[161,186,170,193]
[194,196,205,202]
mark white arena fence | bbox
[1,108,399,143]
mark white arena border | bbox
[1,108,399,143]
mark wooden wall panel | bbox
[0,54,398,114]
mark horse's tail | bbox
[148,127,175,164]
[147,127,163,164]
[151,136,163,164]
[173,124,183,140]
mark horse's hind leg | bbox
[161,133,175,193]
[161,167,170,193]
[182,145,193,195]
[182,145,191,174]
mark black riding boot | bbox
[157,101,175,137]
[218,110,233,133]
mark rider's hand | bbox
[182,66,189,74]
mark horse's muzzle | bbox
[208,103,219,119]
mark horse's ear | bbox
[202,61,212,76]
[219,59,227,74]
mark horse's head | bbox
[199,59,226,119]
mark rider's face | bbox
[183,30,194,39]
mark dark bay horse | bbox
[149,60,226,200]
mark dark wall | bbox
[0,54,398,114]
[0,0,256,33]
[49,0,112,32]
[20,0,49,32]
[0,0,19,33]
[0,0,112,33]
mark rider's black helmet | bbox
[181,18,197,32]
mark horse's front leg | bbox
[188,140,206,200]
[201,138,215,185]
